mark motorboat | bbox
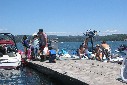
[109,44,127,63]
[120,49,127,82]
[109,51,125,63]
[0,33,22,69]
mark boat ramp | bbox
[25,58,126,85]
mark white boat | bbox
[120,49,127,82]
[109,44,127,82]
[0,33,22,69]
[109,45,127,63]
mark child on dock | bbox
[48,46,56,63]
[32,34,39,60]
[22,35,30,59]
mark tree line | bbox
[14,34,127,43]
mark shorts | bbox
[49,55,56,63]
[39,45,45,51]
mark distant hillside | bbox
[14,34,127,43]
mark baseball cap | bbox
[39,29,43,32]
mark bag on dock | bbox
[43,47,48,55]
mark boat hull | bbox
[0,53,22,69]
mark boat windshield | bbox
[0,33,15,45]
[0,33,17,56]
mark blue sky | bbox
[0,0,127,36]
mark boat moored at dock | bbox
[0,33,22,69]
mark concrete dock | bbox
[26,59,126,85]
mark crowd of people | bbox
[77,37,111,62]
[22,29,57,63]
[21,28,111,63]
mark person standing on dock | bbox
[100,41,111,61]
[32,33,39,60]
[22,35,30,58]
[38,29,48,61]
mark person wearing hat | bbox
[38,29,48,61]
[32,34,39,60]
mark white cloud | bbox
[46,31,84,36]
[0,28,8,31]
[98,29,121,36]
[104,29,118,33]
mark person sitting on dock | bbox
[48,46,56,63]
[78,45,85,59]
[94,44,102,61]
[83,37,94,59]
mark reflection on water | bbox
[0,67,59,85]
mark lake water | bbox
[58,41,127,53]
[0,41,127,85]
[17,41,127,53]
[0,67,60,85]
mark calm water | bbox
[17,41,127,53]
[0,41,127,85]
[0,67,59,85]
[58,41,127,53]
